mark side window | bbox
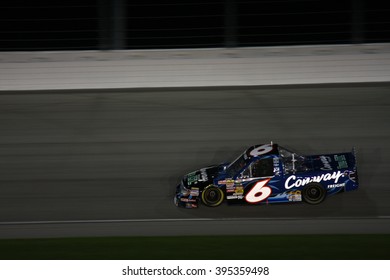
[241,166,251,178]
[252,158,274,177]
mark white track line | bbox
[0,218,214,225]
[0,216,389,226]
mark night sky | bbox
[0,0,389,51]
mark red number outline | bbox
[245,178,272,204]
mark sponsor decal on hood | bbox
[184,166,219,188]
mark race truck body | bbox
[174,143,358,208]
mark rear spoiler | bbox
[352,147,358,171]
[350,147,359,185]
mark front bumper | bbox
[174,184,199,208]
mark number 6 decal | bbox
[245,179,272,203]
[249,144,273,157]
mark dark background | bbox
[0,0,389,51]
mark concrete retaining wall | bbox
[1,44,390,91]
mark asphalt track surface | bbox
[0,83,389,238]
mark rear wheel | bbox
[201,185,224,207]
[302,183,326,205]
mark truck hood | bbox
[183,165,221,189]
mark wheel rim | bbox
[205,189,220,203]
[202,187,224,206]
[308,187,320,199]
[304,185,324,203]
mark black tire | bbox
[201,185,224,207]
[302,183,326,205]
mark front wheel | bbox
[201,185,224,207]
[302,183,326,205]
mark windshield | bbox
[226,153,248,178]
[279,146,307,173]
